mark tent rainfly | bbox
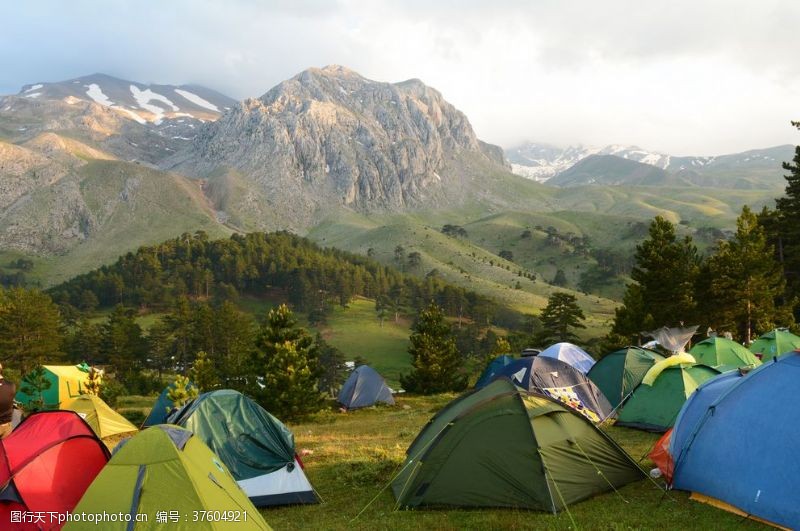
[167,389,317,506]
[61,394,138,439]
[670,354,800,529]
[480,356,614,422]
[392,378,645,511]
[337,365,394,409]
[748,328,800,360]
[587,346,665,409]
[689,336,761,370]
[65,425,272,530]
[538,342,596,374]
[0,411,109,530]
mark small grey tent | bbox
[337,365,394,409]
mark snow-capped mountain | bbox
[506,142,677,181]
[506,141,794,188]
[17,73,235,125]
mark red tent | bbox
[0,411,110,530]
[649,427,674,484]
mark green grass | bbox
[261,394,768,530]
[309,211,618,339]
[317,297,411,387]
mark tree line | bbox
[49,231,507,326]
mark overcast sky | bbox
[2,0,799,155]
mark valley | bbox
[0,67,791,342]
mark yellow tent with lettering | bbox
[15,364,88,408]
[61,394,138,439]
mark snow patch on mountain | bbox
[85,84,114,107]
[25,84,43,93]
[130,85,179,124]
[174,89,219,112]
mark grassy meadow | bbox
[115,392,768,530]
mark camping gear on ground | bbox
[15,364,89,408]
[392,378,645,511]
[0,411,109,530]
[644,325,698,354]
[166,389,317,506]
[61,394,138,439]
[478,356,613,422]
[587,346,664,409]
[338,365,395,409]
[538,342,596,374]
[65,424,271,530]
[141,380,196,427]
[474,355,516,388]
[748,328,800,360]
[670,353,800,529]
[615,361,719,432]
[689,336,760,370]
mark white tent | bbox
[538,342,596,374]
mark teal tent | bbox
[167,389,317,506]
[587,347,664,409]
[141,380,196,427]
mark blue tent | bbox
[479,356,613,423]
[337,365,394,409]
[671,353,800,529]
[142,380,195,427]
[474,355,515,388]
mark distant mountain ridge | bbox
[16,73,235,124]
[507,141,793,189]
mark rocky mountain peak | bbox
[172,66,504,230]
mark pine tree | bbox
[552,269,567,287]
[252,304,323,420]
[400,303,467,394]
[535,292,586,344]
[20,366,52,412]
[0,287,64,374]
[212,301,255,386]
[84,367,103,396]
[614,216,700,334]
[315,333,348,396]
[775,121,800,316]
[610,283,655,342]
[705,206,793,342]
[190,351,219,392]
[166,374,198,412]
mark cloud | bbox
[1,0,798,154]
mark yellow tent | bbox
[61,394,138,438]
[16,364,88,407]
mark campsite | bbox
[3,1,800,529]
[5,326,800,530]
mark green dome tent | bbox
[748,328,800,360]
[689,336,761,370]
[392,378,645,511]
[587,347,665,409]
[167,389,317,506]
[616,363,720,432]
[65,425,271,530]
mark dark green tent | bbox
[392,378,645,511]
[616,364,720,432]
[587,347,664,409]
